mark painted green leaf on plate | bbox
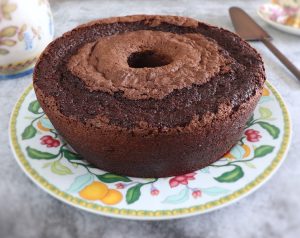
[97,173,131,183]
[162,188,189,204]
[126,184,142,204]
[214,165,244,183]
[63,149,82,161]
[258,122,280,139]
[66,173,94,193]
[259,107,272,119]
[22,125,36,140]
[51,160,72,175]
[245,162,256,169]
[26,146,57,160]
[28,100,40,114]
[254,145,274,158]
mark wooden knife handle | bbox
[261,38,300,81]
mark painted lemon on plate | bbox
[79,181,108,200]
[79,181,123,205]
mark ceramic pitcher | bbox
[0,0,54,79]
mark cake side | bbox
[35,86,262,177]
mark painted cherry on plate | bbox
[245,129,262,142]
[40,135,60,148]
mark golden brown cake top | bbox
[33,15,265,130]
[68,30,228,100]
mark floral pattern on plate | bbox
[259,2,300,27]
[258,3,300,35]
[9,82,291,220]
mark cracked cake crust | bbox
[33,15,265,177]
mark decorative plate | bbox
[258,3,300,36]
[9,82,291,220]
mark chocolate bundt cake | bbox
[33,15,265,177]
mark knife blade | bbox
[229,7,300,81]
[229,7,271,41]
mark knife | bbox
[229,7,300,81]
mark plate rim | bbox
[8,81,292,220]
[257,5,300,35]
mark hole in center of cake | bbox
[127,50,172,68]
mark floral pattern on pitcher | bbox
[0,0,53,76]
